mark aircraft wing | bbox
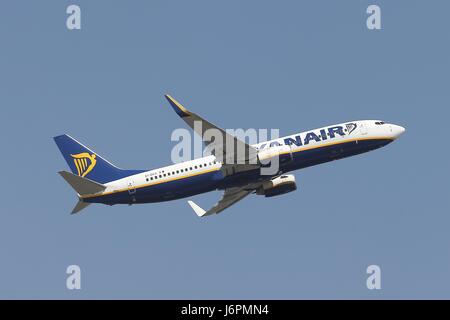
[165,95,259,165]
[188,187,254,217]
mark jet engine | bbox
[256,174,297,197]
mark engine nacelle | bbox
[256,174,297,197]
[257,145,293,167]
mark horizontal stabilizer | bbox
[71,200,91,214]
[58,171,106,196]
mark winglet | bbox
[165,94,192,118]
[188,200,207,217]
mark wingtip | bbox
[188,200,206,217]
[164,94,191,117]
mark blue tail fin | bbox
[53,134,145,184]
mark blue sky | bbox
[0,0,449,299]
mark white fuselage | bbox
[88,120,404,203]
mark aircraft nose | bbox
[390,124,406,139]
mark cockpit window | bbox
[375,121,385,125]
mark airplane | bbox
[54,95,405,217]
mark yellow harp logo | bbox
[71,153,97,177]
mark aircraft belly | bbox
[285,138,392,171]
[92,170,223,205]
